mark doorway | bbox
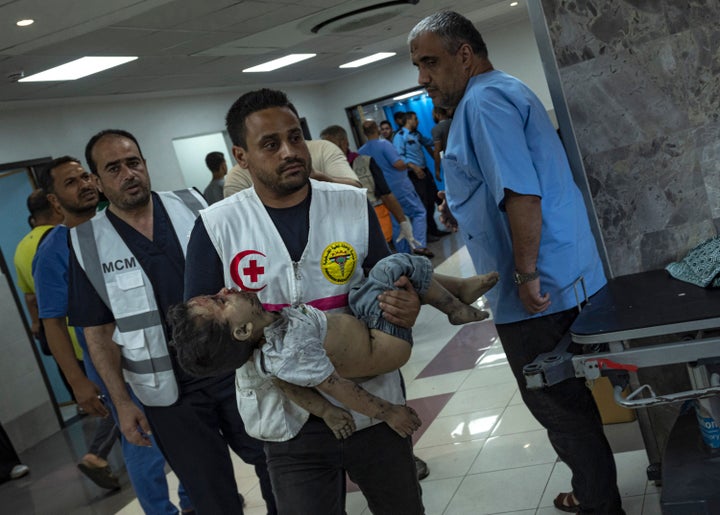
[345,88,441,189]
[0,158,67,427]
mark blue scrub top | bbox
[443,70,606,324]
[358,139,416,198]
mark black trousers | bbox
[0,423,21,483]
[408,168,440,234]
[265,416,424,515]
[145,375,277,514]
[495,309,625,515]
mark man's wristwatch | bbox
[513,269,539,285]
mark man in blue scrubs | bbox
[408,11,624,515]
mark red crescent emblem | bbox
[230,250,267,292]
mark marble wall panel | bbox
[675,26,720,126]
[538,0,720,275]
[562,34,693,156]
[640,219,717,272]
[695,122,720,218]
[541,0,667,67]
[664,0,720,35]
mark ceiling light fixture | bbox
[339,52,396,68]
[16,19,34,27]
[19,56,138,82]
[243,54,316,73]
[510,2,519,6]
[393,89,425,101]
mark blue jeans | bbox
[84,354,191,514]
[86,411,120,460]
[349,253,433,344]
[105,389,192,514]
[264,417,423,515]
[495,309,625,515]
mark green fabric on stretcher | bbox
[666,236,720,288]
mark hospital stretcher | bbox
[523,269,720,513]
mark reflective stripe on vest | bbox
[71,189,206,406]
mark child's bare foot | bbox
[448,304,490,325]
[457,272,499,305]
[321,405,356,439]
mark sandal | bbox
[553,491,580,513]
[77,462,121,490]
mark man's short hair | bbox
[205,151,225,173]
[362,120,379,137]
[379,120,392,129]
[167,302,254,377]
[408,10,488,59]
[37,156,82,194]
[85,129,145,175]
[393,111,407,128]
[226,88,299,148]
[319,125,347,142]
[26,188,54,220]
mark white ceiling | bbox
[0,0,528,105]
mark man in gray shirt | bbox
[203,151,227,204]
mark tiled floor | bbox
[1,234,664,514]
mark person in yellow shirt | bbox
[14,189,64,347]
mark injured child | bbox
[169,253,498,439]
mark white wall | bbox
[0,18,548,189]
[314,17,552,149]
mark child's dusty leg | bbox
[433,272,500,304]
[422,275,492,325]
[272,378,355,439]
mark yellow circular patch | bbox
[320,242,357,285]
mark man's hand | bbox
[73,377,109,417]
[378,275,420,328]
[396,220,420,250]
[382,404,421,438]
[31,321,41,339]
[437,191,458,232]
[116,400,153,447]
[518,278,551,314]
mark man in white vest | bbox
[66,129,276,514]
[184,88,425,514]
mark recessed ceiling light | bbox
[510,1,519,6]
[393,89,426,101]
[243,54,316,73]
[19,56,138,82]
[339,52,396,69]
[16,19,34,27]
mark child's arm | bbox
[315,372,421,437]
[272,378,355,439]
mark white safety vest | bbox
[70,189,206,406]
[201,179,404,440]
